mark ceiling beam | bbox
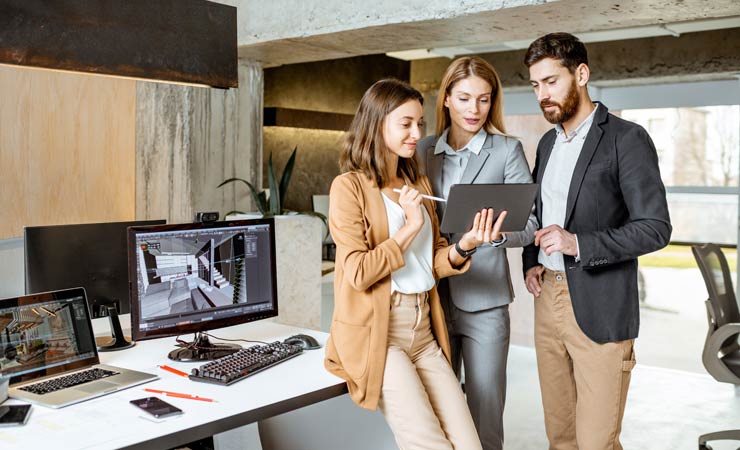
[0,0,237,88]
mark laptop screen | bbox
[0,288,98,383]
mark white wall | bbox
[503,79,740,115]
[0,238,24,298]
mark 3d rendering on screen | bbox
[134,229,252,319]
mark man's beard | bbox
[540,80,580,124]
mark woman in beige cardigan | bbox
[324,78,506,450]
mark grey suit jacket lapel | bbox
[459,134,493,184]
[564,105,608,227]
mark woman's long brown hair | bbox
[340,78,423,188]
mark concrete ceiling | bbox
[229,0,740,67]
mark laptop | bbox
[440,183,539,234]
[0,288,157,408]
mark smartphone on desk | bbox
[0,404,32,426]
[130,397,183,419]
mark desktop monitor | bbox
[24,220,166,319]
[127,218,278,361]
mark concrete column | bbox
[235,59,264,214]
[135,59,263,222]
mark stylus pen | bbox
[391,188,446,202]
[145,388,216,403]
[158,365,188,378]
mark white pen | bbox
[392,188,446,203]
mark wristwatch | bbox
[455,242,477,258]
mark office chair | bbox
[691,243,740,450]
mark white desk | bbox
[0,319,346,450]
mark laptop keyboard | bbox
[19,368,119,395]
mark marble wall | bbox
[272,215,323,330]
[262,55,409,212]
[263,127,345,213]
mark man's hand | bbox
[525,265,545,297]
[534,225,578,256]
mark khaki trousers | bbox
[379,291,482,450]
[535,269,636,450]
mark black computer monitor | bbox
[127,218,278,361]
[24,220,166,319]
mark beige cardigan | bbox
[324,171,470,410]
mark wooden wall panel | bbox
[0,65,136,239]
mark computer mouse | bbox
[283,333,321,350]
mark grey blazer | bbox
[417,132,538,312]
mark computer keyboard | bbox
[189,342,302,385]
[19,368,119,395]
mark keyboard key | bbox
[20,368,119,395]
[189,342,301,385]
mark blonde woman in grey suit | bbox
[416,56,538,450]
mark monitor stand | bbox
[168,332,241,362]
[97,306,135,352]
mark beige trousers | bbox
[535,269,636,450]
[379,291,482,450]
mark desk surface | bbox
[0,319,346,450]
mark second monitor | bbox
[24,219,166,318]
[128,218,278,361]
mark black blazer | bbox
[522,103,672,343]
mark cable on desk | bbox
[174,332,271,350]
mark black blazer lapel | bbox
[564,105,608,227]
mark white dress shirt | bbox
[382,193,435,294]
[538,104,599,271]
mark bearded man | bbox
[522,33,672,450]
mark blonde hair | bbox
[435,56,507,136]
[340,79,423,187]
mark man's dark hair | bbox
[523,32,588,72]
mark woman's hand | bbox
[458,208,508,253]
[398,185,423,230]
[448,208,508,266]
[390,185,424,252]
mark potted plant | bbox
[218,147,325,224]
[217,147,326,330]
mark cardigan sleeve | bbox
[329,174,405,292]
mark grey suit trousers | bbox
[441,285,510,450]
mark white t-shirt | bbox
[381,193,435,294]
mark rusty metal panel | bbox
[0,0,237,88]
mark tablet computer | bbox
[440,183,538,234]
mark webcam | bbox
[194,212,219,225]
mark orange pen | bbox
[144,388,216,402]
[158,365,188,378]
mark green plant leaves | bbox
[267,153,280,214]
[279,147,297,211]
[217,177,268,215]
[219,147,301,217]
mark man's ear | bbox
[576,63,590,87]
